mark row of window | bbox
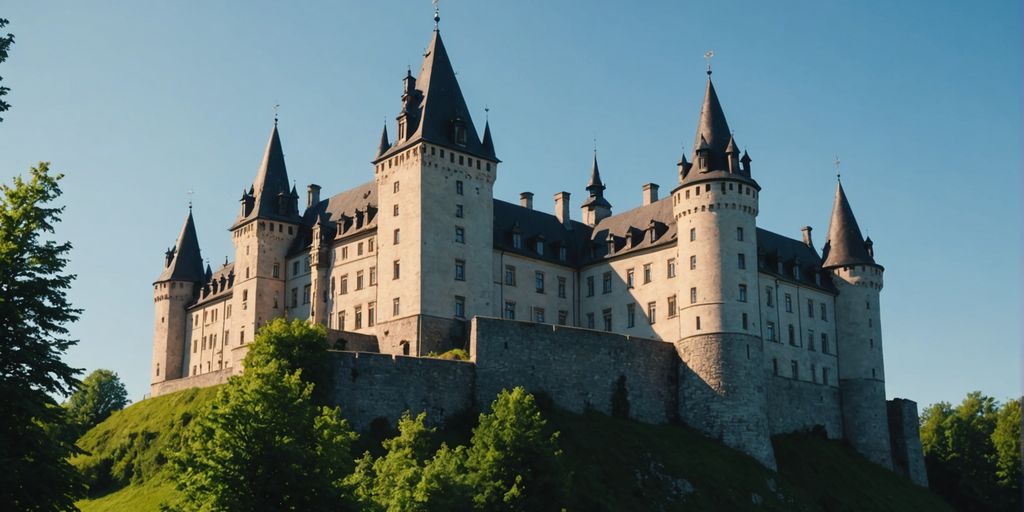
[335,237,375,262]
[502,266,568,297]
[764,321,833,354]
[502,300,569,325]
[192,305,229,327]
[677,181,758,202]
[191,331,224,353]
[584,259,678,296]
[378,145,493,174]
[772,358,831,385]
[329,301,378,331]
[764,286,829,320]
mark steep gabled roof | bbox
[692,78,731,165]
[821,182,877,268]
[232,124,301,228]
[157,210,205,283]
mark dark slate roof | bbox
[157,210,205,283]
[191,262,236,308]
[378,29,490,161]
[757,228,837,293]
[376,124,391,159]
[581,155,612,209]
[288,181,378,257]
[481,120,496,160]
[587,198,676,264]
[679,77,756,188]
[232,124,302,229]
[821,182,876,268]
[492,199,592,266]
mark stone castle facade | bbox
[150,18,927,485]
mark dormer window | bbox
[453,121,467,146]
[397,118,406,140]
[512,233,522,249]
[535,240,544,255]
[794,266,801,280]
[698,154,707,169]
[559,246,567,261]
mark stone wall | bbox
[470,317,678,424]
[887,398,929,487]
[376,314,466,356]
[151,367,233,397]
[326,328,380,353]
[327,351,474,431]
[840,378,894,469]
[766,376,843,438]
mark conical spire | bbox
[821,182,877,268]
[233,123,300,228]
[684,77,734,174]
[157,210,205,283]
[376,123,391,158]
[481,120,496,159]
[587,153,605,191]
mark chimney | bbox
[520,192,534,210]
[642,183,659,206]
[307,184,321,209]
[801,226,814,249]
[553,191,571,227]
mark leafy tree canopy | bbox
[243,317,332,403]
[0,17,12,120]
[64,368,128,434]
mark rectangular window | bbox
[455,259,466,281]
[302,284,311,304]
[535,240,544,255]
[534,271,545,293]
[647,301,657,324]
[766,321,776,341]
[357,243,363,256]
[738,284,747,302]
[791,360,799,380]
[455,296,465,319]
[667,258,676,278]
[627,303,636,328]
[393,228,400,244]
[512,233,522,248]
[393,181,400,193]
[356,271,364,290]
[820,303,828,321]
[393,260,401,279]
[785,293,793,312]
[586,312,595,329]
[586,276,595,297]
[393,204,399,216]
[340,275,348,295]
[602,272,612,294]
[368,302,376,327]
[668,295,677,317]
[393,297,400,316]
[504,265,516,286]
[368,238,374,252]
[737,227,744,241]
[293,261,300,275]
[558,310,568,326]
[689,228,696,241]
[821,333,830,354]
[341,246,348,260]
[272,263,280,278]
[690,255,697,270]
[504,300,515,320]
[808,329,815,351]
[626,268,635,288]
[354,306,362,329]
[822,367,830,385]
[807,299,814,318]
[559,246,567,261]
[455,226,465,243]
[766,287,774,307]
[339,311,345,331]
[533,307,545,323]
[696,316,701,330]
[557,277,566,298]
[602,309,613,332]
[369,266,377,286]
[690,287,697,304]
[788,324,796,345]
[455,204,464,218]
[456,180,464,195]
[742,312,748,330]
[643,263,652,284]
[291,288,298,308]
[738,253,746,269]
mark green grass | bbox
[73,386,952,512]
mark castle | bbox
[150,15,928,485]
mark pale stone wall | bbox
[760,275,840,388]
[887,398,929,487]
[151,280,196,385]
[183,296,232,377]
[492,252,576,327]
[327,351,475,430]
[151,367,233,397]
[471,317,679,425]
[320,232,379,335]
[766,375,843,438]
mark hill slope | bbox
[73,387,951,511]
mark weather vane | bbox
[433,0,440,27]
[704,50,715,76]
[273,104,280,125]
[187,188,194,210]
[834,154,842,181]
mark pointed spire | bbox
[725,135,738,155]
[587,152,605,191]
[688,76,733,173]
[821,182,877,268]
[481,119,496,159]
[376,123,391,158]
[233,122,300,228]
[204,263,213,281]
[157,209,205,283]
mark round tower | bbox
[152,210,205,389]
[670,75,775,469]
[822,182,893,468]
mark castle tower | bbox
[152,209,205,388]
[228,122,301,367]
[580,153,612,226]
[671,74,776,469]
[821,181,893,468]
[372,19,499,355]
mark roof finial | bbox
[834,154,841,182]
[187,188,194,211]
[704,50,715,77]
[433,0,440,28]
[273,103,280,126]
[593,135,598,156]
[484,105,489,122]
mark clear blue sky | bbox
[1,1,1019,407]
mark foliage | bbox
[0,163,83,510]
[920,391,1021,511]
[168,325,357,511]
[0,17,12,120]
[427,348,469,361]
[992,398,1021,489]
[64,369,129,435]
[243,317,332,404]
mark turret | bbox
[152,209,205,388]
[580,153,612,226]
[821,180,893,469]
[671,72,775,469]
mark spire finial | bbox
[704,50,715,76]
[273,103,280,126]
[433,0,440,28]
[593,136,598,156]
[834,154,841,182]
[485,105,489,122]
[187,188,194,211]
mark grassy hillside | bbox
[74,387,952,512]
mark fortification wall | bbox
[887,398,929,487]
[326,328,380,352]
[327,351,474,431]
[766,376,843,438]
[376,315,466,356]
[150,367,233,397]
[470,317,678,424]
[840,378,894,469]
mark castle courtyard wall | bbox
[151,367,233,397]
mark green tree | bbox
[0,18,13,120]
[992,398,1021,491]
[63,368,128,434]
[0,163,84,510]
[242,317,333,404]
[168,321,357,511]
